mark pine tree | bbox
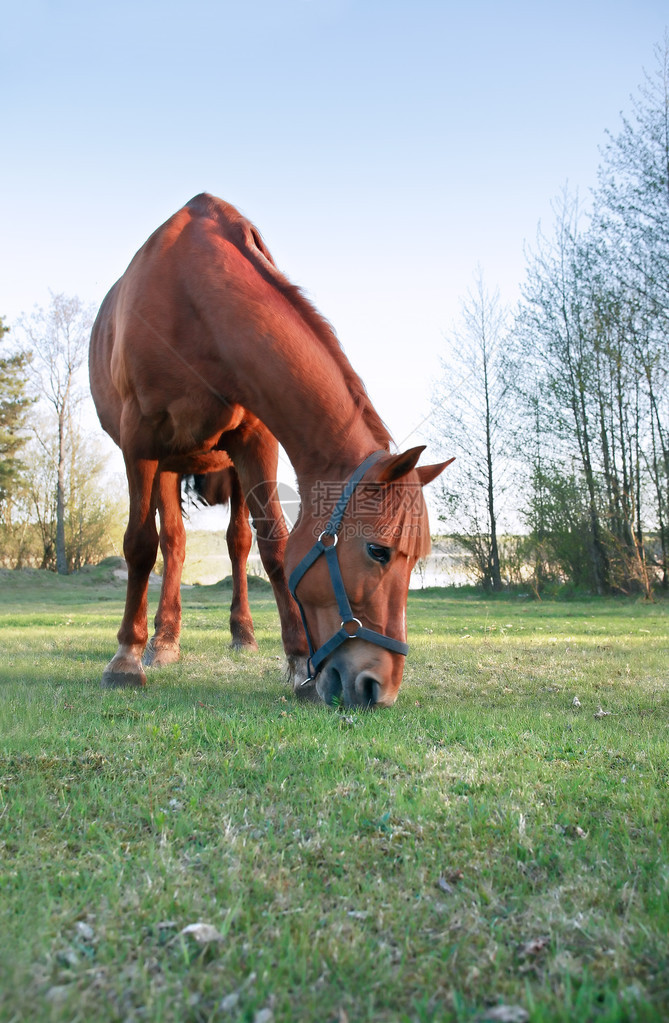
[0,317,33,505]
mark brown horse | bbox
[89,193,450,707]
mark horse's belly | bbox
[161,393,245,453]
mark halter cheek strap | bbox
[288,450,410,684]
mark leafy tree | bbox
[442,39,669,596]
[594,36,669,588]
[0,316,33,507]
[24,408,125,571]
[514,192,618,593]
[596,33,669,320]
[514,183,663,594]
[524,461,598,589]
[66,423,126,571]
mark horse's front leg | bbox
[102,457,159,688]
[227,424,313,698]
[227,470,258,650]
[144,470,185,667]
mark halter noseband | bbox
[288,450,410,685]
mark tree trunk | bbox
[483,346,503,591]
[565,332,610,594]
[56,410,67,574]
[650,410,669,590]
[487,474,502,590]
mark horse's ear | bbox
[416,457,455,487]
[377,446,426,483]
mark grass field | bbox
[0,564,667,1023]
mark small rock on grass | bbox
[253,1010,274,1023]
[45,986,71,1004]
[478,1007,529,1023]
[436,868,464,893]
[518,935,550,958]
[180,922,223,943]
[75,921,95,941]
[220,992,240,1012]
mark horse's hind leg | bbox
[102,457,160,688]
[227,470,258,650]
[144,471,185,667]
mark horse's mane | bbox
[187,193,391,451]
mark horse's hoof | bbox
[101,669,147,689]
[143,640,180,667]
[230,638,259,652]
[285,654,309,686]
[230,622,258,651]
[285,654,320,702]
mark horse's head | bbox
[285,446,453,708]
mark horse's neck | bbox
[276,391,383,481]
[221,312,387,479]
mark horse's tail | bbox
[183,469,234,509]
[183,474,208,508]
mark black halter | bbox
[288,450,410,685]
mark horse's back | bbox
[89,195,270,455]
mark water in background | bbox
[181,516,471,589]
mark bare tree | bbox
[19,293,94,574]
[432,270,511,591]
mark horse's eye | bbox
[367,543,391,565]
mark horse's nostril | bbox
[358,673,380,707]
[319,665,343,706]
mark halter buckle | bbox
[342,617,362,638]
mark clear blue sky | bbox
[3,0,667,468]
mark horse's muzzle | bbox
[316,660,391,708]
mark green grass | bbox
[0,567,667,1022]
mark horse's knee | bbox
[124,525,159,575]
[256,539,285,580]
[227,526,252,564]
[160,530,186,566]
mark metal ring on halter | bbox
[342,618,362,637]
[317,530,338,546]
